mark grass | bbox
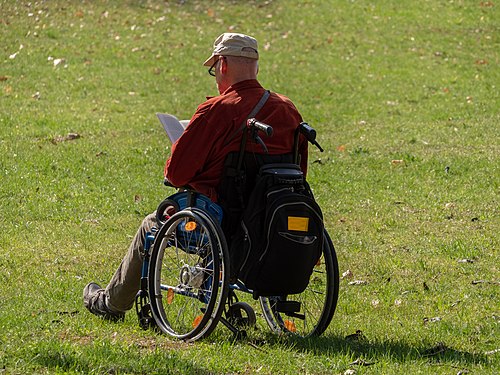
[1,0,499,373]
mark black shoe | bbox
[83,282,125,322]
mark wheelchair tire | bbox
[148,208,229,341]
[259,230,339,337]
[227,301,257,328]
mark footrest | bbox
[275,300,301,313]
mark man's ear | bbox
[220,57,228,74]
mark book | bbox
[156,113,189,143]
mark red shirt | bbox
[165,79,308,201]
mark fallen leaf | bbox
[349,358,375,366]
[472,280,486,285]
[423,316,441,324]
[0,76,8,81]
[342,269,353,279]
[485,348,500,355]
[391,159,404,165]
[349,280,367,286]
[337,145,346,152]
[51,133,81,144]
[53,58,65,67]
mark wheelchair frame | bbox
[135,120,339,341]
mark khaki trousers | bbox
[105,212,157,312]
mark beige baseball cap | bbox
[203,33,259,66]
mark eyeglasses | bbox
[208,56,224,76]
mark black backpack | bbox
[234,163,324,297]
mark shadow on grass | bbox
[267,333,490,367]
[26,340,212,375]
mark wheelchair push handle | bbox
[247,118,273,137]
[298,122,324,152]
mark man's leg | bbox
[83,212,157,319]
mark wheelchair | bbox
[135,119,339,342]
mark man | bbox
[83,32,308,320]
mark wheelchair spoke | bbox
[148,208,229,341]
[259,234,339,337]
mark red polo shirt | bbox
[164,79,307,201]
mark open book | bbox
[156,113,189,143]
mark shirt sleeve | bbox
[164,103,215,187]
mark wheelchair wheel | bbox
[227,301,257,328]
[148,208,229,341]
[259,230,339,337]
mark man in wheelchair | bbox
[83,32,308,321]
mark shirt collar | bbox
[222,79,262,95]
[206,79,263,100]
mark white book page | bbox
[156,113,189,143]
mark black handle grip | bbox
[247,118,273,137]
[298,122,324,152]
[299,122,316,142]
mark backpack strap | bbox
[221,90,270,214]
[223,90,270,146]
[235,90,270,171]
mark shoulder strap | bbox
[248,90,270,122]
[223,90,270,148]
[235,90,270,170]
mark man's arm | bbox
[164,109,214,187]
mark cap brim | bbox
[203,54,216,66]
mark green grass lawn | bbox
[1,0,498,374]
